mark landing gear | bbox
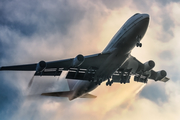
[136,35,142,47]
[98,79,102,85]
[95,79,102,85]
[106,78,113,86]
[136,42,142,47]
[120,75,131,84]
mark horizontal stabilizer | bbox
[41,91,73,98]
[80,93,97,98]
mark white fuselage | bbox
[69,13,150,100]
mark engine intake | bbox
[143,60,155,71]
[36,61,46,72]
[72,54,85,67]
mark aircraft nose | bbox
[142,14,149,19]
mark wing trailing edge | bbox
[80,94,97,98]
[41,91,96,100]
[41,91,73,97]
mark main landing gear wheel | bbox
[136,35,142,47]
[98,80,102,85]
[94,79,102,85]
[136,43,142,47]
[106,80,113,86]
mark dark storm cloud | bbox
[0,0,85,37]
[0,37,21,63]
[0,0,107,119]
[0,0,38,36]
[139,82,168,105]
[0,73,22,119]
[0,0,100,63]
[0,0,105,62]
[0,0,88,119]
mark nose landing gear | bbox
[106,77,113,86]
[136,42,142,47]
[136,35,142,47]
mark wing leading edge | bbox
[0,53,110,73]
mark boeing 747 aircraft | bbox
[0,13,169,100]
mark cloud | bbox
[101,0,129,10]
[139,82,168,104]
[0,0,180,120]
[0,73,22,120]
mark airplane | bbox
[0,13,169,100]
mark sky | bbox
[0,0,180,120]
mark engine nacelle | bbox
[36,61,46,72]
[72,54,85,67]
[149,70,167,81]
[143,60,155,71]
[156,70,167,80]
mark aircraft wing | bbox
[114,55,170,83]
[0,53,110,77]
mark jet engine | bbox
[149,70,167,81]
[72,54,85,67]
[156,70,167,80]
[36,61,47,72]
[143,60,155,71]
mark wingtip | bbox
[41,93,47,96]
[0,66,5,70]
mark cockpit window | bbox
[133,13,140,17]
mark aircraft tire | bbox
[139,43,142,47]
[136,43,139,47]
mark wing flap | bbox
[34,71,62,76]
[66,71,95,81]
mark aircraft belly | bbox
[95,52,129,79]
[69,81,98,100]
